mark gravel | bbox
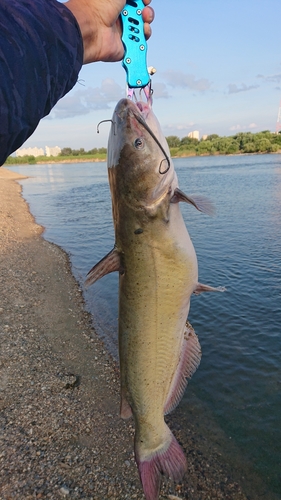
[0,168,255,499]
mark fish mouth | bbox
[115,99,170,175]
[135,100,151,119]
[115,98,147,120]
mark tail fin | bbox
[135,426,187,500]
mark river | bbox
[8,154,281,498]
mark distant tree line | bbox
[4,147,107,165]
[4,131,281,165]
[59,147,107,156]
[58,131,281,157]
[166,130,281,156]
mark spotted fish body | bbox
[86,99,224,500]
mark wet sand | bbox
[0,167,260,499]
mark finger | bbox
[142,5,154,24]
[142,6,154,39]
[144,22,152,40]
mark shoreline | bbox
[0,167,271,499]
[4,149,281,166]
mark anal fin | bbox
[120,388,133,419]
[164,321,201,415]
[85,248,120,287]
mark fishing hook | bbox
[97,119,116,135]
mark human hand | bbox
[65,0,154,64]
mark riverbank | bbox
[4,149,281,166]
[0,167,261,499]
[4,157,106,166]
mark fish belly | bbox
[118,205,197,457]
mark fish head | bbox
[108,99,177,209]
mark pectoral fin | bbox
[171,188,215,216]
[85,248,121,287]
[193,282,226,295]
[164,321,201,415]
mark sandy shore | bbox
[0,167,265,499]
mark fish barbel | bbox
[86,99,225,500]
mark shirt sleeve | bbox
[0,0,84,165]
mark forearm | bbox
[0,0,154,165]
[0,0,83,165]
[64,0,101,64]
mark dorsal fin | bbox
[85,248,120,287]
[164,321,201,415]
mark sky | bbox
[23,0,281,151]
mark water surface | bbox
[9,154,281,498]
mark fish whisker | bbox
[132,111,171,175]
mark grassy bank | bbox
[4,153,106,165]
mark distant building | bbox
[45,146,61,157]
[202,134,208,141]
[188,130,200,140]
[16,147,44,157]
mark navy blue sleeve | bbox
[0,0,83,165]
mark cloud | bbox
[229,125,241,131]
[48,78,171,119]
[161,70,212,92]
[227,83,259,94]
[257,73,281,83]
[163,123,196,135]
[230,123,257,131]
[49,79,124,119]
[151,82,171,99]
[165,123,195,130]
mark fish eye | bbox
[134,138,144,149]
